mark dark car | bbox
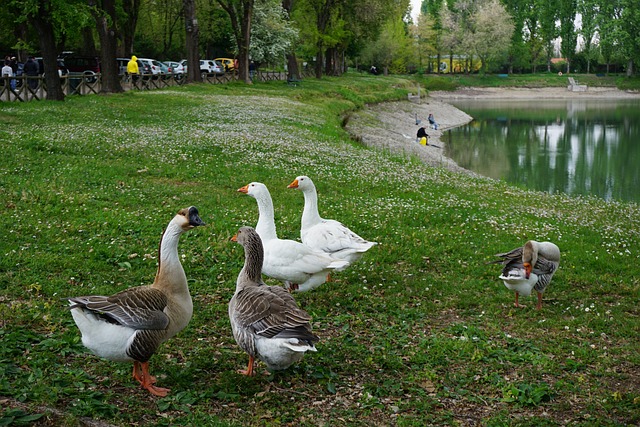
[35,57,68,77]
[64,56,100,75]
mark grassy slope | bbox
[1,74,638,426]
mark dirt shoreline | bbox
[344,86,640,176]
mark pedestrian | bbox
[249,61,256,80]
[416,126,429,146]
[23,56,39,90]
[428,113,439,130]
[127,55,139,83]
[2,60,14,90]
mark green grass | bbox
[1,73,639,426]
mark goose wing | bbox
[232,285,314,340]
[69,287,169,330]
[303,219,375,256]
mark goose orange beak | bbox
[230,234,238,242]
[523,262,532,279]
[287,179,299,189]
[238,185,249,193]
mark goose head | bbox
[287,175,314,191]
[231,226,263,249]
[174,206,206,231]
[522,240,537,279]
[238,182,271,201]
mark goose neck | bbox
[301,188,322,226]
[153,221,188,294]
[255,193,278,241]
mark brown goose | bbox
[491,240,560,310]
[229,226,319,376]
[68,207,205,396]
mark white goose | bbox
[238,182,348,292]
[288,175,377,267]
[229,226,319,375]
[491,240,560,310]
[67,207,205,396]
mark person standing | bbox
[2,60,14,90]
[127,55,139,84]
[428,113,439,130]
[23,56,39,90]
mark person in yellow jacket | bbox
[127,55,139,82]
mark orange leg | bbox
[134,361,169,397]
[536,292,543,310]
[238,356,256,376]
[514,292,526,308]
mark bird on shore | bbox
[229,226,319,375]
[67,207,205,396]
[287,175,377,268]
[238,182,348,292]
[490,240,560,310]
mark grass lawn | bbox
[1,74,638,426]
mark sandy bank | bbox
[344,86,640,176]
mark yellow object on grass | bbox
[419,136,428,146]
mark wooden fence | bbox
[1,69,314,102]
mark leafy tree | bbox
[558,0,577,73]
[578,0,598,73]
[249,0,297,66]
[469,0,513,73]
[536,0,557,72]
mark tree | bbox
[469,0,514,73]
[90,0,123,93]
[183,0,202,83]
[216,0,255,83]
[536,0,557,72]
[558,0,577,73]
[249,0,297,66]
[578,0,598,73]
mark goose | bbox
[238,182,348,292]
[491,240,560,310]
[229,226,319,375]
[287,175,377,267]
[67,206,205,396]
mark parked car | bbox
[200,59,224,76]
[116,57,129,76]
[153,60,169,77]
[163,61,185,78]
[137,58,162,78]
[63,55,100,75]
[35,57,68,77]
[215,57,237,72]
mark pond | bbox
[443,99,640,203]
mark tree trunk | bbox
[314,44,323,79]
[626,59,633,77]
[92,0,123,93]
[184,0,202,83]
[122,0,141,57]
[217,0,254,84]
[282,0,300,80]
[32,1,64,101]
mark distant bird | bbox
[229,226,319,375]
[490,240,560,310]
[287,175,377,268]
[67,207,205,396]
[415,112,421,125]
[238,182,348,292]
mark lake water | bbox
[444,99,640,203]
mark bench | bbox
[567,77,587,92]
[287,76,301,86]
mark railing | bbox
[1,69,315,102]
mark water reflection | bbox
[445,99,640,203]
